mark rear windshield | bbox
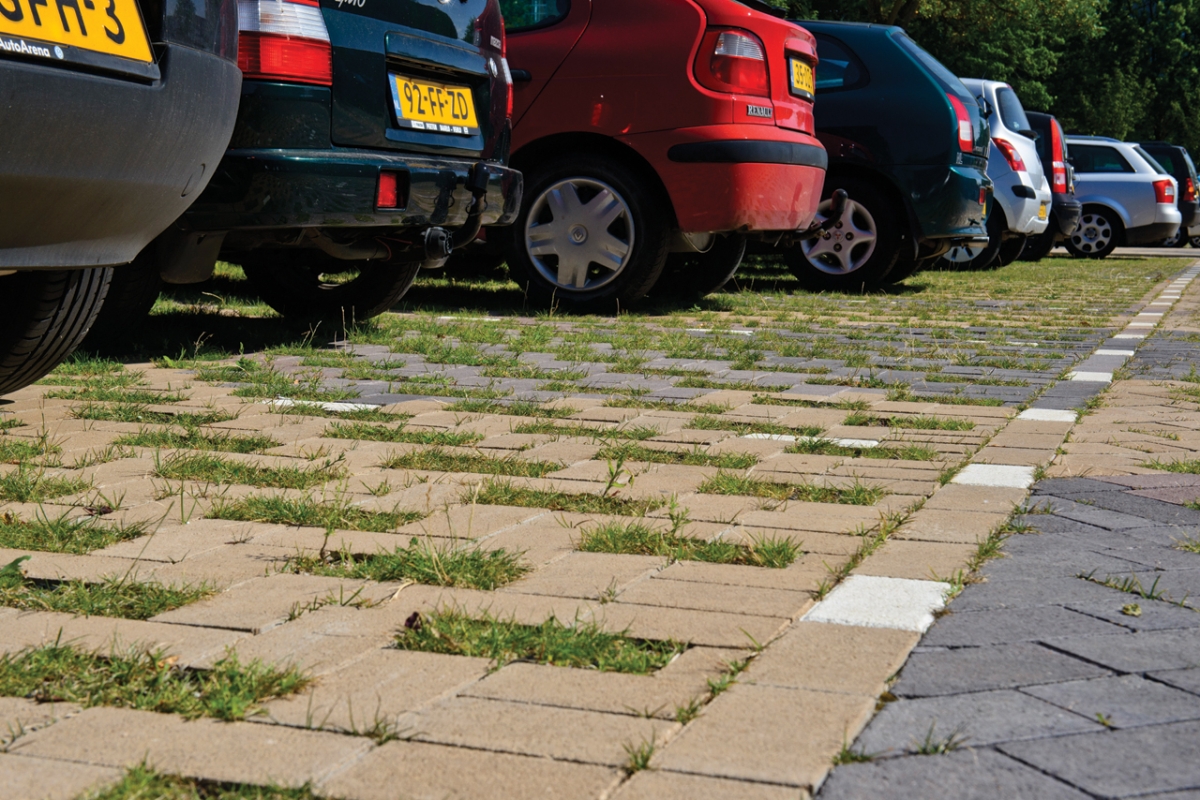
[1071,144,1133,174]
[1135,146,1170,175]
[1186,151,1198,180]
[501,0,570,30]
[891,31,972,101]
[814,35,868,92]
[996,87,1031,133]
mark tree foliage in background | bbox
[765,0,1200,153]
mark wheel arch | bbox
[1075,198,1133,231]
[1079,202,1128,244]
[824,163,919,260]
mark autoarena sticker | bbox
[0,34,61,59]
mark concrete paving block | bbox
[1023,674,1200,729]
[652,555,830,593]
[617,576,813,619]
[0,753,122,800]
[320,740,621,800]
[921,484,1027,513]
[952,464,1036,489]
[1047,628,1200,673]
[891,642,1110,698]
[746,621,918,697]
[615,769,803,800]
[1149,667,1200,697]
[803,575,950,633]
[595,602,789,649]
[921,606,1129,647]
[851,540,977,582]
[998,720,1200,798]
[892,509,1010,544]
[818,748,1091,800]
[499,552,663,600]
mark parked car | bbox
[104,0,524,326]
[1136,141,1198,247]
[1064,136,1182,258]
[494,0,827,307]
[942,79,1050,269]
[1016,111,1082,261]
[769,22,991,290]
[0,0,241,390]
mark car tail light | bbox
[1184,177,1197,202]
[695,29,769,97]
[238,0,332,86]
[947,94,973,153]
[1050,120,1068,194]
[1154,179,1177,204]
[992,138,1027,172]
[376,172,401,209]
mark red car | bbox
[492,0,826,308]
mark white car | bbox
[944,79,1052,269]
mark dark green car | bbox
[96,0,523,328]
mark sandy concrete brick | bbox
[920,484,1028,513]
[723,528,861,557]
[520,440,602,465]
[501,552,662,600]
[96,518,277,563]
[971,447,1058,466]
[986,432,1069,450]
[146,543,293,587]
[392,504,546,540]
[320,740,621,800]
[11,707,370,787]
[419,586,600,627]
[736,503,880,533]
[0,549,145,583]
[0,698,80,742]
[746,621,919,697]
[474,518,577,566]
[655,683,875,788]
[653,555,829,593]
[0,753,121,800]
[618,576,813,619]
[852,540,978,581]
[615,769,805,800]
[669,494,766,524]
[594,602,788,648]
[892,509,1010,544]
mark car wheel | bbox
[1065,208,1122,258]
[657,234,747,300]
[1017,227,1056,262]
[506,154,670,311]
[1161,227,1183,247]
[942,206,1005,270]
[883,255,932,284]
[0,269,111,395]
[1191,234,1200,248]
[782,178,900,292]
[995,234,1027,267]
[240,251,422,322]
[79,248,162,350]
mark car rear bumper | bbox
[1126,221,1182,247]
[894,164,990,242]
[184,149,522,232]
[1179,199,1198,229]
[0,45,241,269]
[620,126,827,233]
[1051,193,1082,238]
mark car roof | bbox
[1065,135,1121,143]
[796,20,901,33]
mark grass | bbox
[287,538,527,589]
[0,435,56,464]
[0,559,211,619]
[0,645,308,720]
[1176,535,1200,554]
[207,495,424,532]
[784,439,942,461]
[86,766,320,800]
[114,428,279,454]
[1144,458,1200,474]
[154,453,345,489]
[698,472,887,505]
[323,421,482,446]
[445,399,577,418]
[195,357,359,402]
[842,413,976,431]
[511,421,661,441]
[594,442,759,470]
[578,520,798,568]
[1077,570,1192,607]
[469,481,665,516]
[380,448,560,478]
[45,387,187,404]
[0,463,91,502]
[269,403,400,422]
[70,403,237,427]
[0,512,146,554]
[685,416,824,438]
[395,608,684,674]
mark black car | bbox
[0,0,241,391]
[769,21,991,290]
[1137,141,1199,247]
[1017,111,1082,261]
[111,0,524,325]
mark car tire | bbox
[883,255,931,284]
[241,252,422,322]
[942,206,1005,270]
[657,234,747,300]
[506,154,670,311]
[0,269,111,395]
[1065,207,1122,259]
[996,234,1027,267]
[1017,227,1056,262]
[1191,234,1200,248]
[782,177,900,292]
[79,249,162,350]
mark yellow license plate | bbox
[790,58,814,98]
[0,0,152,63]
[1038,202,1048,220]
[391,74,479,136]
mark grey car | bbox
[1064,136,1182,258]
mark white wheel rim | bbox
[1071,213,1113,253]
[944,242,986,263]
[800,197,878,275]
[524,178,634,291]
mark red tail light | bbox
[947,94,974,153]
[695,29,769,97]
[1050,120,1068,194]
[992,138,1027,172]
[376,172,400,209]
[1185,177,1197,203]
[1154,179,1177,204]
[238,0,332,86]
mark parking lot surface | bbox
[1,252,1199,799]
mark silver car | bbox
[1064,137,1182,258]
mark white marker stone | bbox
[803,575,951,632]
[1095,350,1135,357]
[267,398,382,413]
[1016,408,1077,423]
[1067,371,1113,382]
[1114,334,1147,339]
[952,463,1037,489]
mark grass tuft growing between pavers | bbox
[685,415,824,438]
[395,609,685,673]
[70,403,238,427]
[0,557,211,619]
[154,453,346,490]
[467,480,666,516]
[380,448,560,478]
[578,520,799,568]
[287,538,527,589]
[207,495,424,532]
[115,429,280,455]
[0,464,91,502]
[511,421,661,441]
[842,412,976,431]
[45,387,188,404]
[1144,458,1200,474]
[445,399,577,418]
[323,421,482,447]
[0,434,57,464]
[784,439,942,462]
[699,472,887,505]
[0,645,309,720]
[87,766,320,800]
[594,442,759,470]
[0,513,146,554]
[195,357,359,402]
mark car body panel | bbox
[1026,110,1081,240]
[1067,137,1182,245]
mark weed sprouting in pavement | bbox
[287,537,527,589]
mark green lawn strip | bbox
[510,421,661,441]
[0,464,91,502]
[0,645,308,721]
[207,495,423,532]
[70,403,238,427]
[685,415,824,438]
[841,413,976,431]
[323,421,482,447]
[784,439,942,462]
[445,399,577,418]
[114,428,280,455]
[154,453,345,489]
[195,358,359,402]
[698,471,887,505]
[86,766,319,800]
[395,609,684,674]
[380,448,559,478]
[595,442,759,470]
[0,513,146,554]
[1,558,211,619]
[578,521,798,568]
[287,537,527,589]
[44,387,188,404]
[469,481,665,516]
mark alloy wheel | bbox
[1071,212,1113,254]
[524,178,634,291]
[944,242,987,263]
[800,197,878,274]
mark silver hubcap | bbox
[525,178,634,291]
[944,242,986,263]
[801,197,878,274]
[1072,213,1113,253]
